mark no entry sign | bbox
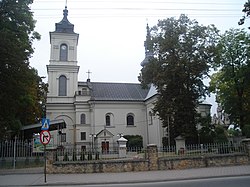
[40,130,51,145]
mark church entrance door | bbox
[102,141,109,154]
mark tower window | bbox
[59,75,67,96]
[80,113,86,124]
[60,44,68,61]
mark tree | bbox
[239,1,250,28]
[197,114,215,144]
[139,15,219,144]
[214,126,228,143]
[0,0,44,139]
[209,28,250,135]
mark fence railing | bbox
[55,146,146,161]
[0,140,247,168]
[0,139,44,169]
[158,142,246,158]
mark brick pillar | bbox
[242,138,250,157]
[147,144,158,171]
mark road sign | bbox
[41,118,50,130]
[40,130,51,145]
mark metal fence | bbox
[158,142,246,158]
[0,139,44,169]
[1,140,246,168]
[55,146,146,161]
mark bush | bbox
[124,135,143,148]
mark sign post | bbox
[40,118,50,183]
[44,144,46,183]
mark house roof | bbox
[79,82,150,101]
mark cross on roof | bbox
[86,70,92,80]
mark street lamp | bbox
[89,134,96,152]
[167,114,171,146]
[117,133,123,138]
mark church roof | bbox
[80,82,150,101]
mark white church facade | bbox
[45,7,211,151]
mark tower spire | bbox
[86,70,92,82]
[63,6,68,19]
[140,23,154,67]
[54,5,75,33]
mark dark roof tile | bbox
[79,82,149,101]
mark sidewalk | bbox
[0,165,250,186]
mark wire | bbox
[33,0,241,6]
[32,8,240,12]
[31,0,244,19]
[33,14,241,19]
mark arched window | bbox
[105,113,114,127]
[59,75,67,96]
[60,44,68,61]
[127,113,134,126]
[80,113,86,124]
[106,115,111,126]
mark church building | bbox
[46,7,211,151]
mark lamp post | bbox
[167,114,171,146]
[89,134,96,152]
[117,133,123,138]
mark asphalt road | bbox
[42,176,250,187]
[1,165,250,186]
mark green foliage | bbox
[242,125,250,138]
[0,0,46,139]
[197,114,215,144]
[123,135,143,148]
[239,1,250,28]
[209,28,250,134]
[228,128,241,137]
[214,126,228,143]
[139,14,219,144]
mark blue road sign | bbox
[41,118,50,130]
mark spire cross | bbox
[86,70,92,79]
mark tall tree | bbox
[0,0,43,139]
[139,15,219,144]
[209,28,250,134]
[239,0,250,28]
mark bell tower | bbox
[47,6,79,99]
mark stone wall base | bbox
[158,154,249,170]
[47,153,249,174]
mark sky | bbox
[30,0,248,114]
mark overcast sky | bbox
[30,0,248,114]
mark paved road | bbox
[0,165,250,186]
[49,176,250,187]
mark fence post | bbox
[242,138,250,158]
[13,137,16,169]
[117,137,128,158]
[175,135,186,155]
[147,144,158,171]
